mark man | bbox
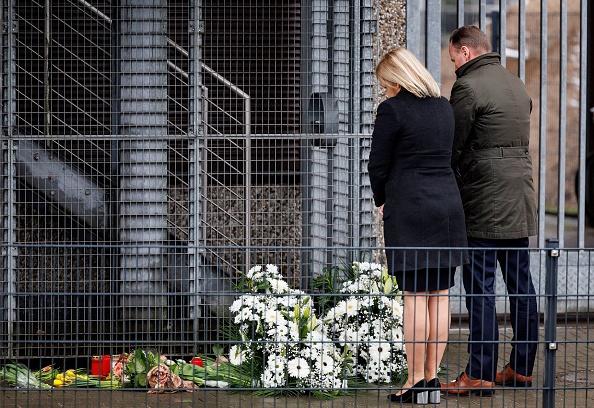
[441,25,539,396]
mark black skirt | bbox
[393,266,457,292]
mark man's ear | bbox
[461,45,469,59]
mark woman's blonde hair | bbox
[375,47,441,98]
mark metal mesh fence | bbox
[0,0,592,407]
[0,245,593,407]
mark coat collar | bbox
[455,52,501,79]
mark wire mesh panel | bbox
[0,0,592,406]
[1,0,201,358]
[0,0,378,360]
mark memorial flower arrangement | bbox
[322,261,407,384]
[227,264,351,398]
[0,261,407,398]
[0,349,249,392]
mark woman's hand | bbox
[379,204,384,217]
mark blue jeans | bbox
[463,237,539,381]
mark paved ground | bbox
[2,324,593,408]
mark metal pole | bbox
[543,238,559,408]
[537,0,548,248]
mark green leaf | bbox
[134,349,147,374]
[213,344,224,357]
[136,372,147,387]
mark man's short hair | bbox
[449,25,492,53]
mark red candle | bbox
[91,356,101,376]
[101,355,111,376]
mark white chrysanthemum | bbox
[261,364,286,388]
[234,307,255,323]
[267,324,289,340]
[229,298,244,313]
[314,352,336,374]
[389,325,404,342]
[266,354,287,372]
[264,308,287,326]
[230,295,259,312]
[247,265,263,279]
[267,278,289,294]
[265,264,280,278]
[304,329,324,352]
[358,322,370,337]
[339,326,359,344]
[368,341,392,363]
[328,300,347,318]
[287,357,311,379]
[345,298,359,317]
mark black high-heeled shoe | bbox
[426,378,441,404]
[388,379,429,404]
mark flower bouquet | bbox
[322,261,407,384]
[227,264,350,398]
[109,348,251,391]
[0,363,52,389]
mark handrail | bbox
[167,38,252,255]
[58,0,254,263]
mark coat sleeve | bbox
[368,101,399,207]
[449,80,476,170]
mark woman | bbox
[368,47,468,404]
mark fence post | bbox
[543,238,559,408]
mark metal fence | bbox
[0,0,592,406]
[0,244,592,407]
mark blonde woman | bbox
[368,47,468,404]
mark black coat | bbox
[368,89,468,272]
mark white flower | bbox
[328,301,347,318]
[265,264,280,277]
[267,278,289,294]
[321,261,407,384]
[247,265,263,279]
[288,321,300,341]
[228,263,349,393]
[287,357,311,379]
[314,352,336,374]
[266,354,287,372]
[267,324,290,340]
[358,322,370,337]
[264,309,287,326]
[229,345,250,366]
[261,365,286,387]
[368,341,392,363]
[339,326,359,345]
[344,298,359,317]
[238,307,255,322]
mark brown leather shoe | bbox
[441,372,495,396]
[495,364,533,387]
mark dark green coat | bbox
[450,53,537,239]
